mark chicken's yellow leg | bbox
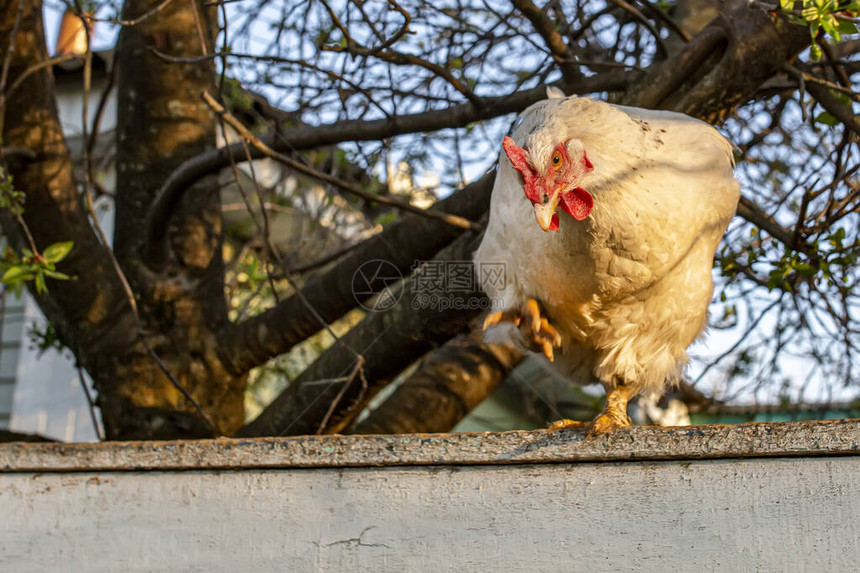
[547,383,632,436]
[588,384,632,436]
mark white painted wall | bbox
[1,456,858,572]
[7,294,100,441]
[0,294,25,427]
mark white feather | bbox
[474,95,739,396]
[546,86,566,99]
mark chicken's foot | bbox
[588,384,632,435]
[483,298,562,361]
[547,384,632,436]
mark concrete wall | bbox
[2,420,859,571]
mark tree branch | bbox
[510,0,582,84]
[803,77,860,136]
[235,222,487,437]
[216,173,495,376]
[352,333,521,434]
[736,195,813,255]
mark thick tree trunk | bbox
[94,0,243,439]
[0,1,137,357]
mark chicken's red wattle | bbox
[560,187,593,221]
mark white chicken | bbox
[474,90,739,435]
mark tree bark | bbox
[93,0,244,439]
[352,334,520,435]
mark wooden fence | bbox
[2,420,859,571]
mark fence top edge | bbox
[2,419,859,473]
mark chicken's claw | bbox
[482,308,522,330]
[521,299,562,361]
[482,298,562,361]
[587,410,631,436]
[546,419,588,432]
[546,384,632,437]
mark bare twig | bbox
[783,63,860,102]
[607,0,669,59]
[143,339,220,434]
[76,364,104,441]
[317,356,367,434]
[635,0,691,42]
[99,0,176,27]
[324,44,483,107]
[511,0,581,83]
[201,90,480,229]
[6,53,82,98]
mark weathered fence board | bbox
[1,420,859,571]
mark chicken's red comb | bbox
[502,136,540,202]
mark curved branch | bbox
[203,91,478,232]
[607,0,669,59]
[511,0,582,83]
[146,91,481,268]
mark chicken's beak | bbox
[533,186,562,232]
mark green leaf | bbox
[836,20,857,36]
[42,269,72,281]
[42,241,74,264]
[814,111,839,126]
[810,42,822,60]
[1,265,33,284]
[34,270,47,294]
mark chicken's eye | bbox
[551,153,562,170]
